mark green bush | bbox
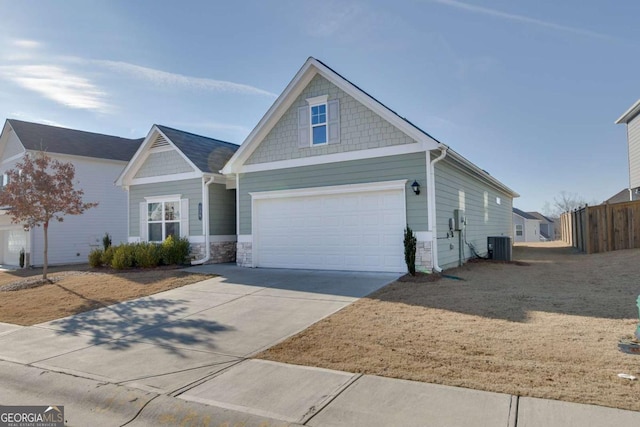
[161,236,190,265]
[101,246,115,266]
[88,248,104,268]
[134,242,162,268]
[111,245,135,270]
[404,226,417,276]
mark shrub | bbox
[404,226,417,276]
[101,246,115,266]
[102,232,112,251]
[134,242,162,268]
[19,248,25,268]
[161,235,190,265]
[88,248,104,268]
[111,245,135,270]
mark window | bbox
[2,173,9,187]
[148,201,180,242]
[310,103,327,145]
[515,224,523,236]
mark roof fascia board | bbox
[615,99,640,124]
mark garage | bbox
[252,181,406,272]
[0,228,26,266]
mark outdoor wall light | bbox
[411,180,421,195]
[22,225,29,232]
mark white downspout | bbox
[191,176,215,265]
[428,146,448,272]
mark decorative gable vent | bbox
[150,134,170,149]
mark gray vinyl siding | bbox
[239,152,428,234]
[129,178,202,237]
[434,158,513,270]
[628,115,640,189]
[245,74,416,165]
[209,183,236,235]
[134,150,194,179]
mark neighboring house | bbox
[512,208,541,243]
[222,57,518,272]
[116,125,238,263]
[0,119,143,266]
[527,211,555,241]
[603,188,640,204]
[616,100,640,195]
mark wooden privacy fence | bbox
[560,200,640,254]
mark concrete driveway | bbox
[0,265,398,395]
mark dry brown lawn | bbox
[0,265,214,325]
[258,241,640,411]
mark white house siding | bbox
[134,150,194,179]
[128,178,203,238]
[0,128,25,161]
[627,115,640,189]
[434,157,513,270]
[245,74,416,165]
[513,214,526,243]
[29,154,129,266]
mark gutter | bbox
[428,146,448,273]
[191,176,215,265]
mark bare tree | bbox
[0,152,97,280]
[543,191,590,218]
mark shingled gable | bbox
[6,119,143,161]
[116,124,239,186]
[221,57,518,198]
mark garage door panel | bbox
[255,187,406,272]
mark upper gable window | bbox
[311,103,327,145]
[298,95,340,148]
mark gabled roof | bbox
[116,124,239,186]
[615,99,640,124]
[221,57,518,198]
[6,119,143,161]
[155,125,239,174]
[526,211,554,223]
[513,208,539,220]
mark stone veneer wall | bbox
[236,242,252,267]
[416,240,433,271]
[190,241,236,264]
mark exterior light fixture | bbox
[411,180,420,195]
[23,225,29,232]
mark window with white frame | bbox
[515,224,523,236]
[310,103,327,145]
[147,200,180,242]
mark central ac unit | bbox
[487,236,512,261]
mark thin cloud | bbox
[93,60,277,97]
[431,0,615,40]
[12,39,41,49]
[0,65,110,112]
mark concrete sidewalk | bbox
[0,265,639,426]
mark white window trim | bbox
[515,224,523,236]
[146,197,182,242]
[144,194,181,202]
[307,95,329,147]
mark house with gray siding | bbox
[0,119,142,266]
[616,100,640,195]
[222,57,518,272]
[512,208,541,243]
[116,125,238,264]
[527,211,555,241]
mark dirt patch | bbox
[0,266,214,325]
[397,272,441,283]
[258,241,640,411]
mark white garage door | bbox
[254,184,406,272]
[2,229,25,266]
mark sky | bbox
[0,0,638,213]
